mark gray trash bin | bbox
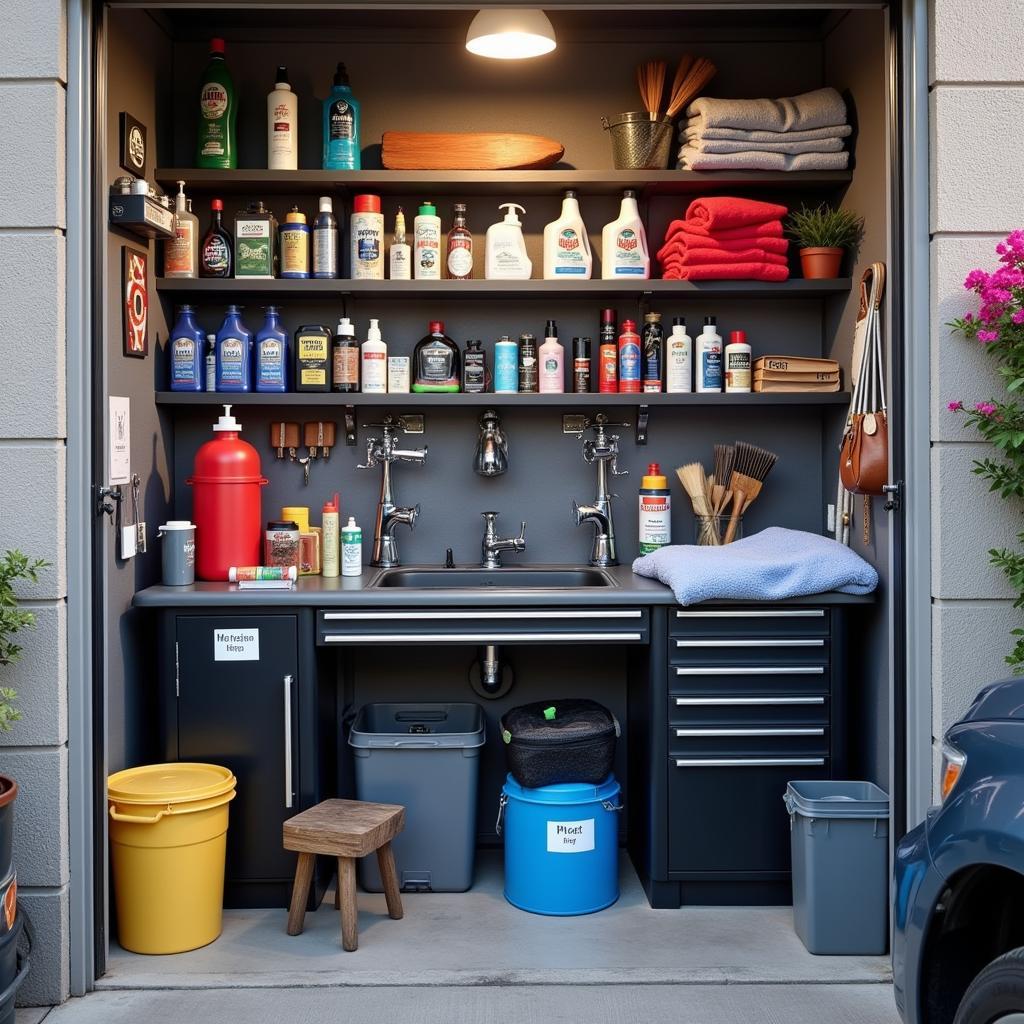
[784,781,890,955]
[349,702,485,893]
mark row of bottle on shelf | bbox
[169,305,752,395]
[165,186,650,282]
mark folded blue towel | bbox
[631,527,878,606]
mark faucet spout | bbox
[362,424,427,568]
[573,500,615,567]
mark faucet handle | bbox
[356,436,380,470]
[518,521,527,542]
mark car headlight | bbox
[940,741,966,801]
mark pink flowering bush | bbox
[949,231,1024,670]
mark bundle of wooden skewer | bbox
[675,442,778,545]
[636,54,718,120]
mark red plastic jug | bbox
[187,405,267,580]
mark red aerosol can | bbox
[187,405,267,580]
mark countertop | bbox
[133,564,874,609]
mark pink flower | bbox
[948,400,964,411]
[975,401,997,416]
[965,269,989,290]
[977,329,1000,343]
[1013,309,1024,324]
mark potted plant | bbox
[787,203,865,280]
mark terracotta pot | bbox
[799,247,844,279]
[0,779,16,886]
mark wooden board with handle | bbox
[382,131,565,170]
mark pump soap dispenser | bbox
[485,203,532,280]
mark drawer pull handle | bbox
[675,696,826,706]
[322,610,643,621]
[675,666,824,676]
[324,632,644,644]
[675,639,825,648]
[283,674,294,810]
[675,610,824,619]
[674,757,826,768]
[674,727,825,738]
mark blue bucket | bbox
[499,773,621,916]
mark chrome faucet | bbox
[568,415,628,567]
[359,423,428,568]
[480,511,526,569]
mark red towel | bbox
[662,218,785,242]
[658,231,790,258]
[662,262,790,282]
[659,246,788,269]
[685,196,789,233]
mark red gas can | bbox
[187,405,267,581]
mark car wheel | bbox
[954,947,1024,1024]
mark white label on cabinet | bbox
[546,819,595,853]
[107,396,131,485]
[214,628,260,661]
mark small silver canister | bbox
[158,521,196,586]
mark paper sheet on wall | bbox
[108,396,131,485]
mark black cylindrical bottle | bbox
[463,339,487,393]
[518,333,538,393]
[573,337,592,393]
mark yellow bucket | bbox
[108,763,236,954]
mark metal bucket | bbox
[601,112,675,170]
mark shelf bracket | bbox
[344,406,357,446]
[636,405,650,446]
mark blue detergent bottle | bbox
[169,304,206,392]
[254,305,290,392]
[215,305,253,392]
[322,62,361,170]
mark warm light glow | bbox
[466,9,557,60]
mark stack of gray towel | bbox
[678,87,851,172]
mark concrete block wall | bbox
[930,0,1024,780]
[0,0,70,1007]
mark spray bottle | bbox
[638,463,671,555]
[341,516,362,577]
[321,493,340,577]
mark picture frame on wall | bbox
[122,246,149,359]
[119,112,147,176]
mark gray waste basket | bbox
[350,702,485,893]
[784,781,890,955]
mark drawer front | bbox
[669,664,829,697]
[669,636,829,667]
[669,694,830,728]
[317,607,649,645]
[670,607,828,639]
[668,725,829,758]
[667,756,830,873]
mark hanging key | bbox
[270,421,300,461]
[299,455,311,486]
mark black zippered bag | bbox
[500,699,619,789]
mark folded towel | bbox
[664,231,790,256]
[665,217,785,242]
[662,262,790,282]
[679,148,850,172]
[682,136,846,155]
[659,246,788,269]
[631,526,878,606]
[684,197,789,233]
[685,87,847,133]
[683,122,853,144]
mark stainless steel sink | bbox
[372,566,616,589]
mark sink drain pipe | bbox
[470,645,514,699]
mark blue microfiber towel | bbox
[631,527,878,606]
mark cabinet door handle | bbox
[284,674,294,809]
[674,727,825,738]
[322,610,642,621]
[675,666,825,676]
[324,632,643,643]
[674,638,825,648]
[674,757,826,768]
[675,609,824,619]
[675,696,826,706]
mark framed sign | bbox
[119,112,147,176]
[122,246,149,358]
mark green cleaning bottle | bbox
[196,38,237,169]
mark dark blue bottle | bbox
[254,305,290,392]
[169,305,205,392]
[215,304,253,392]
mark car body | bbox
[894,677,1024,1023]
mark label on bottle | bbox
[362,350,387,393]
[333,345,359,388]
[313,228,337,277]
[296,331,330,389]
[599,342,618,392]
[642,324,663,393]
[447,239,473,279]
[539,350,563,393]
[619,336,641,391]
[257,338,285,387]
[639,492,671,554]
[165,222,195,276]
[235,219,273,277]
[554,228,588,275]
[416,340,458,386]
[415,223,441,279]
[725,350,752,391]
[352,214,383,279]
[270,102,293,156]
[573,356,591,393]
[519,348,538,393]
[281,227,309,277]
[700,344,723,391]
[171,336,198,385]
[494,343,518,393]
[390,245,411,280]
[463,353,486,393]
[205,350,217,391]
[329,99,354,141]
[341,527,362,576]
[613,228,646,275]
[202,234,230,275]
[201,83,229,120]
[388,357,411,393]
[218,337,246,386]
[666,338,692,393]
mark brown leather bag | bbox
[840,264,888,496]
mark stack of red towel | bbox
[657,197,790,282]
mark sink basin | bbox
[372,566,616,589]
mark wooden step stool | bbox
[283,798,405,951]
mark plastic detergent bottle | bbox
[602,190,650,279]
[485,203,532,280]
[638,463,671,554]
[267,65,297,171]
[215,305,253,393]
[254,305,289,393]
[169,305,205,392]
[696,316,723,393]
[543,190,592,279]
[196,38,237,169]
[322,62,361,170]
[341,516,362,577]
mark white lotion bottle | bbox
[602,189,650,279]
[696,316,723,393]
[485,203,532,280]
[543,190,592,280]
[267,65,298,171]
[414,201,442,280]
[361,318,388,393]
[724,329,752,393]
[538,319,564,393]
[666,317,692,393]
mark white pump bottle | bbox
[485,203,532,280]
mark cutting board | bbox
[382,131,565,170]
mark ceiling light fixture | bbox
[465,8,557,60]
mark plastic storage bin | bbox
[349,703,485,893]
[784,780,890,955]
[499,774,621,916]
